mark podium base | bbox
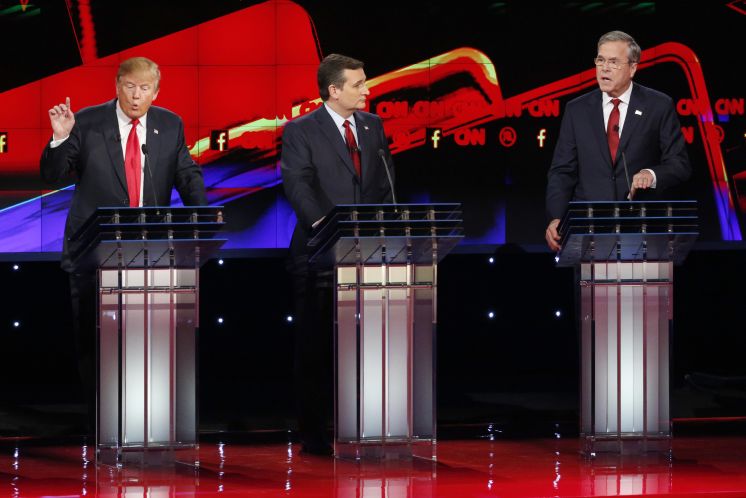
[334,438,436,461]
[581,433,671,457]
[97,442,199,469]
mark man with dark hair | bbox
[40,56,207,431]
[545,30,691,250]
[281,53,395,455]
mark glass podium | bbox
[71,206,226,467]
[556,201,698,455]
[309,204,463,460]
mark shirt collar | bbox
[115,99,148,130]
[603,81,634,106]
[324,102,355,130]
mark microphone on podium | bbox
[377,149,397,206]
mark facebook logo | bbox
[0,132,7,154]
[210,130,229,151]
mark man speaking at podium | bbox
[281,54,395,455]
[40,57,207,430]
[545,31,691,251]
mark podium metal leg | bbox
[580,262,672,455]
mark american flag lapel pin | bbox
[364,125,369,130]
[154,129,159,134]
[635,110,642,116]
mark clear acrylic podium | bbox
[309,204,463,460]
[71,206,226,467]
[556,201,698,455]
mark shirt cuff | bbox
[49,135,69,148]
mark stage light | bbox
[554,255,560,263]
[555,310,562,318]
[217,317,224,324]
[218,259,224,265]
[12,264,19,270]
[487,311,495,319]
[286,315,293,323]
[13,321,20,328]
[488,257,494,264]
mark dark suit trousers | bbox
[290,256,334,444]
[69,270,97,430]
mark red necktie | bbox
[607,98,621,165]
[124,118,141,207]
[342,120,361,178]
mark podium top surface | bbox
[556,200,699,266]
[308,203,463,266]
[70,206,227,270]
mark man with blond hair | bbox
[40,57,206,431]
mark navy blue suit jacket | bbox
[40,99,207,271]
[546,83,691,220]
[281,105,394,259]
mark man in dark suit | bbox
[40,57,206,429]
[545,31,691,250]
[281,53,395,455]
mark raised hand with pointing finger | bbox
[48,96,75,140]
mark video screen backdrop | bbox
[0,1,744,254]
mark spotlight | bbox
[217,317,224,324]
[555,310,562,318]
[12,264,19,271]
[554,255,560,263]
[13,321,20,328]
[487,311,495,319]
[488,257,494,264]
[286,315,294,323]
[218,259,224,265]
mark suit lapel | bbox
[144,110,161,205]
[589,93,612,167]
[315,107,358,178]
[103,100,129,194]
[355,112,374,186]
[617,85,644,162]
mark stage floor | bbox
[2,434,746,497]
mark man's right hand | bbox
[48,97,75,141]
[545,218,562,252]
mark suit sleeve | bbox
[173,118,207,206]
[39,124,82,186]
[281,120,326,230]
[546,106,579,220]
[649,96,691,190]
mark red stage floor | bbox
[2,435,746,497]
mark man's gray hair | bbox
[598,31,641,63]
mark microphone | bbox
[141,143,160,210]
[622,151,633,200]
[377,149,397,206]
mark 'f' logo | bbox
[210,130,229,151]
[0,132,8,154]
[427,128,442,149]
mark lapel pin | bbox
[635,110,642,116]
[364,125,369,130]
[154,129,159,134]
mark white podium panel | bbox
[334,264,436,460]
[98,268,199,467]
[580,261,672,454]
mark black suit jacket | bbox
[40,99,207,271]
[281,105,394,261]
[546,83,691,220]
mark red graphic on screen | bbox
[0,0,741,253]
